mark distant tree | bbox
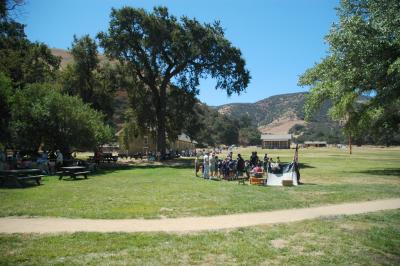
[0,0,60,89]
[0,0,60,146]
[60,35,118,121]
[10,84,112,152]
[0,72,12,145]
[98,6,250,158]
[299,0,400,148]
[0,21,60,88]
[239,127,261,146]
[0,0,24,19]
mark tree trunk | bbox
[349,133,352,155]
[156,86,167,160]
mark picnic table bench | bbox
[88,154,118,163]
[0,169,43,187]
[101,154,118,163]
[58,166,90,180]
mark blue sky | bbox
[21,0,339,106]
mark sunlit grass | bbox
[0,210,399,265]
[0,147,399,219]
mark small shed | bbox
[261,134,292,149]
[304,141,327,148]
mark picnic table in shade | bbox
[0,169,43,187]
[58,166,90,180]
[89,153,118,164]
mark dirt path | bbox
[0,198,399,234]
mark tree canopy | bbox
[98,6,250,157]
[10,84,112,152]
[0,1,113,152]
[299,0,400,143]
[60,35,119,122]
[0,0,61,146]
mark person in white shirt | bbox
[203,152,209,179]
[209,152,216,179]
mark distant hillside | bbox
[51,48,107,68]
[213,92,345,143]
[213,92,312,130]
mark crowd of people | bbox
[118,149,197,161]
[0,149,67,174]
[194,150,282,180]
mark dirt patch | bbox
[271,239,288,249]
[259,119,305,134]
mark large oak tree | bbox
[299,0,400,147]
[98,7,250,157]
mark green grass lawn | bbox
[0,147,399,219]
[0,209,399,265]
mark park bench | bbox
[0,169,43,187]
[16,175,43,185]
[58,166,90,180]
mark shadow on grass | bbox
[62,177,90,181]
[89,159,193,176]
[0,181,42,189]
[298,163,315,169]
[354,168,400,177]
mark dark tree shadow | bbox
[62,177,90,181]
[297,163,315,169]
[88,159,194,176]
[298,183,318,186]
[354,168,400,177]
[0,180,42,189]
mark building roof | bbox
[304,141,327,144]
[261,134,292,141]
[177,133,198,144]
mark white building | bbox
[261,134,292,149]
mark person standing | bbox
[203,152,210,179]
[56,150,63,171]
[0,148,5,171]
[236,154,245,178]
[194,155,200,177]
[209,153,216,179]
[263,153,269,172]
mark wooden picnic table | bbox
[58,166,90,180]
[0,169,43,187]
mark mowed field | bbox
[0,147,399,219]
[1,210,399,265]
[0,147,399,265]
